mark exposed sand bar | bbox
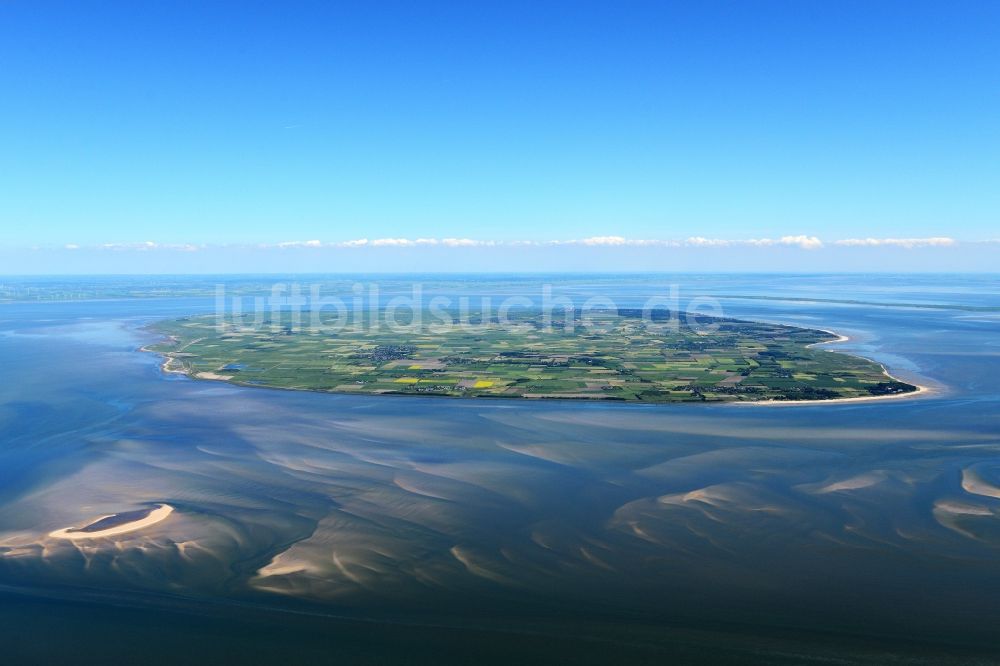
[962,469,1000,499]
[48,504,174,540]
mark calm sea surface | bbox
[1,274,999,664]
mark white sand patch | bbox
[195,371,234,381]
[815,471,886,493]
[48,504,174,540]
[961,468,1000,500]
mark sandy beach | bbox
[740,329,934,407]
[742,382,933,407]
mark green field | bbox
[146,309,917,403]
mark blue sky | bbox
[1,1,998,272]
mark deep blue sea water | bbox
[1,274,999,664]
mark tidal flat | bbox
[0,275,998,664]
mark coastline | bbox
[740,328,933,407]
[140,324,934,407]
[140,337,188,376]
[739,381,932,407]
[48,504,174,540]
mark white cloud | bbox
[66,235,973,253]
[685,236,732,247]
[371,238,418,247]
[578,236,628,246]
[778,235,824,250]
[366,237,492,247]
[277,240,323,248]
[684,235,822,249]
[441,237,491,247]
[90,241,201,252]
[101,241,159,251]
[554,237,679,247]
[834,237,956,249]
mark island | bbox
[145,309,918,403]
[48,504,174,540]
